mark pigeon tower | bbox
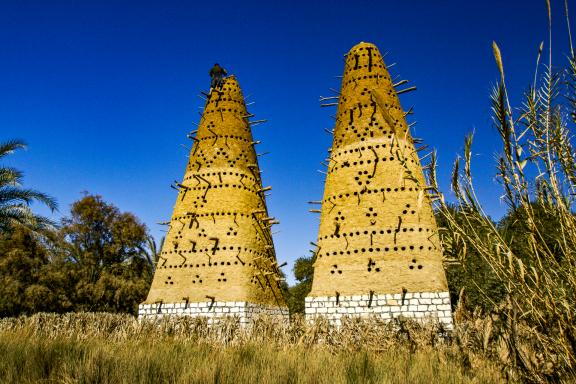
[140,76,288,322]
[305,42,453,328]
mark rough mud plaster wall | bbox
[143,76,286,310]
[308,42,450,298]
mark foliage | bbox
[0,194,154,317]
[428,9,576,381]
[143,235,163,277]
[498,201,569,265]
[286,255,314,314]
[0,139,57,232]
[436,207,506,312]
[60,194,152,314]
[0,227,73,317]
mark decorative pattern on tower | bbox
[140,76,287,322]
[305,42,453,328]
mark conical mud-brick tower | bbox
[305,42,453,328]
[139,76,287,323]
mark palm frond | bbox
[0,186,57,211]
[0,139,57,233]
[0,139,26,159]
[0,167,23,187]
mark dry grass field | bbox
[0,313,505,384]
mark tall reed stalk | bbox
[428,2,576,381]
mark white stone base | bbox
[305,291,453,329]
[138,301,288,325]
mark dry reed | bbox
[0,313,505,383]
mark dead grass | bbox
[0,313,503,384]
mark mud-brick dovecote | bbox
[140,76,288,323]
[305,43,453,328]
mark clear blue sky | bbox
[1,0,570,283]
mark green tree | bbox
[436,207,506,312]
[0,187,156,317]
[287,255,314,314]
[0,226,73,316]
[0,140,57,233]
[498,202,567,266]
[60,194,152,314]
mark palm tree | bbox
[137,235,164,282]
[143,235,164,271]
[0,139,58,232]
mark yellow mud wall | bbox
[144,76,286,307]
[309,42,449,297]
